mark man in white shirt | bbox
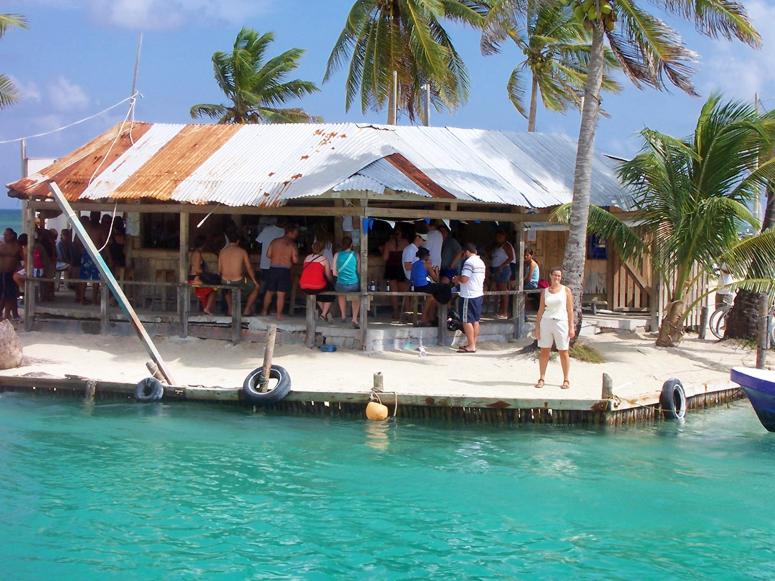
[256,220,285,294]
[424,221,443,269]
[402,232,427,281]
[452,243,485,353]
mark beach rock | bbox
[0,320,23,369]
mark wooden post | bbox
[100,282,109,334]
[438,302,449,346]
[48,183,177,385]
[514,223,526,339]
[698,305,709,340]
[23,202,34,331]
[178,212,189,338]
[602,372,613,399]
[260,324,277,392]
[359,211,369,350]
[756,296,769,369]
[232,287,242,344]
[181,284,190,339]
[305,293,316,348]
[373,371,384,392]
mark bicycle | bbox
[709,299,775,345]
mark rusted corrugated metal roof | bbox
[7,122,631,209]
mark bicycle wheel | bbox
[708,307,728,339]
[770,315,775,347]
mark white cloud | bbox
[699,0,775,102]
[48,76,90,112]
[87,0,271,30]
[7,77,41,103]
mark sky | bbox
[1,0,774,210]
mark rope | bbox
[0,92,141,145]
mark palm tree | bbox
[725,176,775,340]
[543,0,760,336]
[481,1,620,131]
[191,28,320,124]
[0,13,27,110]
[556,96,775,347]
[325,0,488,124]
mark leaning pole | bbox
[48,182,177,385]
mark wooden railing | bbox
[25,275,541,348]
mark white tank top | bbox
[544,286,568,321]
[491,245,508,268]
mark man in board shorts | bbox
[452,243,485,353]
[261,224,299,320]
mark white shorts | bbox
[538,318,570,351]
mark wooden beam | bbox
[48,182,177,385]
[365,207,528,223]
[178,213,189,338]
[23,201,34,331]
[305,294,316,348]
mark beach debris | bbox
[0,320,23,370]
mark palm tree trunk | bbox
[527,75,538,132]
[725,184,774,339]
[656,264,691,346]
[561,22,605,337]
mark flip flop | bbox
[535,379,545,389]
[561,380,570,390]
[457,347,476,353]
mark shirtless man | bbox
[261,224,299,320]
[218,228,259,316]
[0,229,20,320]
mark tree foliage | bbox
[0,13,27,110]
[191,28,320,124]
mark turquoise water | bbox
[1,395,774,579]
[0,207,22,234]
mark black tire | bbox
[135,377,164,403]
[242,365,291,405]
[660,378,686,420]
[708,307,728,340]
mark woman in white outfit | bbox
[534,267,575,389]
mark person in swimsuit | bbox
[189,235,217,315]
[78,212,105,305]
[218,228,259,317]
[534,267,575,390]
[261,224,299,320]
[0,229,20,321]
[300,240,334,321]
[381,225,408,320]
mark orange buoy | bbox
[366,401,389,421]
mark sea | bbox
[0,207,22,234]
[0,394,773,578]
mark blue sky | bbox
[1,0,774,210]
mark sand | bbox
[0,328,758,407]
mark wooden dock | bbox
[0,371,743,426]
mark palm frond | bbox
[658,0,760,47]
[0,13,27,38]
[506,66,527,118]
[0,74,19,109]
[190,103,228,120]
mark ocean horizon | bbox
[0,208,22,234]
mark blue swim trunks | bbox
[80,253,100,281]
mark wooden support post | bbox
[48,183,177,385]
[260,324,277,392]
[438,302,449,346]
[305,293,316,348]
[514,223,526,339]
[181,284,190,339]
[359,212,369,350]
[756,296,769,369]
[23,202,34,331]
[232,288,242,344]
[100,282,109,334]
[178,212,189,338]
[373,372,384,392]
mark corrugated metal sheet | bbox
[7,121,632,210]
[169,124,397,207]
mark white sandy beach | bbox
[0,329,759,407]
